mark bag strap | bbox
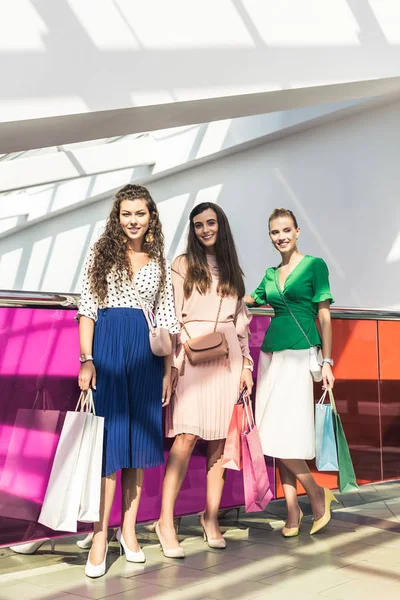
[317,387,337,413]
[274,268,312,348]
[183,296,223,340]
[131,276,156,335]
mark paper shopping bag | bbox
[79,412,104,523]
[241,399,273,513]
[39,390,103,532]
[327,388,359,493]
[0,391,61,521]
[222,402,246,471]
[315,391,339,472]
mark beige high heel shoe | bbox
[155,521,185,558]
[144,517,182,534]
[281,509,303,538]
[199,513,226,549]
[310,488,339,535]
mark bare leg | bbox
[158,433,198,548]
[280,459,325,520]
[91,473,117,565]
[121,468,144,552]
[278,459,301,528]
[203,439,226,540]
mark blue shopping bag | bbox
[315,390,339,472]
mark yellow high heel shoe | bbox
[281,509,303,538]
[310,488,339,535]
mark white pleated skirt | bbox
[255,349,315,460]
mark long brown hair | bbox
[89,184,166,303]
[183,202,245,299]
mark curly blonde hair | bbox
[89,184,166,304]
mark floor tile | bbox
[134,564,218,590]
[338,560,400,584]
[161,549,239,571]
[223,542,288,560]
[189,578,271,600]
[338,544,400,565]
[104,555,171,578]
[58,586,177,600]
[257,565,356,594]
[55,575,144,600]
[205,555,295,581]
[18,565,89,588]
[0,582,68,600]
[0,553,58,575]
[320,578,400,600]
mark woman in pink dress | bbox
[155,202,254,557]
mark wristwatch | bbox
[243,364,254,372]
[321,358,334,367]
[79,353,94,363]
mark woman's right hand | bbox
[78,361,96,391]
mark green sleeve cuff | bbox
[250,292,265,306]
[312,293,334,305]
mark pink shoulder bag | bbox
[132,280,172,357]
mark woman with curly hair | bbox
[77,184,179,578]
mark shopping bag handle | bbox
[32,388,54,411]
[317,386,337,414]
[242,396,255,432]
[75,389,96,415]
[236,387,248,405]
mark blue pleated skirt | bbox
[93,308,164,477]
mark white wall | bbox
[2,0,400,151]
[0,99,362,232]
[1,99,400,308]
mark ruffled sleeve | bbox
[312,258,334,305]
[154,260,180,335]
[170,255,186,325]
[234,299,254,366]
[250,271,268,306]
[75,247,99,322]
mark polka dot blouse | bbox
[76,246,180,334]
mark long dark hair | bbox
[183,202,245,299]
[89,184,166,304]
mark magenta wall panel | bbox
[0,307,273,547]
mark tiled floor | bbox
[3,481,400,599]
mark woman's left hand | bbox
[162,373,172,407]
[240,368,253,398]
[322,363,335,390]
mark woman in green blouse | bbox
[245,208,337,537]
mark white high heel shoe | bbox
[77,529,117,550]
[116,528,145,563]
[9,538,56,555]
[77,532,94,549]
[85,542,108,578]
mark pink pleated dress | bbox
[165,254,253,440]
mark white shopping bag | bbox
[79,411,104,523]
[38,390,103,532]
